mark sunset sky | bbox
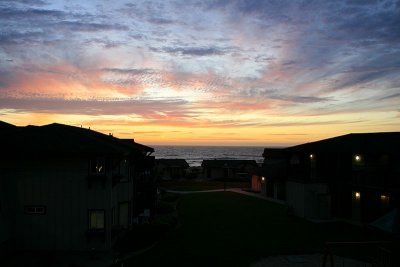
[1,0,399,146]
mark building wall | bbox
[286,181,306,217]
[0,176,11,249]
[156,166,186,180]
[286,181,330,220]
[251,175,261,192]
[112,170,132,228]
[2,157,114,251]
[204,168,224,180]
[204,167,254,180]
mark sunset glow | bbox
[1,0,399,146]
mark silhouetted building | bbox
[254,133,400,223]
[201,159,258,180]
[252,148,286,198]
[0,122,155,251]
[155,159,189,180]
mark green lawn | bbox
[124,192,385,267]
[158,180,250,191]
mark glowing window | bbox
[380,195,389,201]
[89,210,105,229]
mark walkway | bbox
[251,254,372,267]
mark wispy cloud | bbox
[238,88,332,103]
[1,0,399,144]
[151,46,227,56]
[0,97,191,116]
[55,21,128,32]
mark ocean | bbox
[152,146,265,167]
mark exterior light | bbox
[309,154,314,159]
[261,176,265,181]
[354,191,360,199]
[381,194,389,201]
[355,155,361,162]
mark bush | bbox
[156,201,175,214]
[162,193,179,202]
[113,224,170,252]
[185,172,197,179]
[153,213,178,228]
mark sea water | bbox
[153,146,264,167]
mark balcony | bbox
[112,174,127,187]
[87,174,107,188]
[86,229,105,243]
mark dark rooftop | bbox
[0,121,154,158]
[156,158,190,168]
[201,159,258,168]
[287,132,400,153]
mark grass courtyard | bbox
[124,191,385,267]
[158,180,250,191]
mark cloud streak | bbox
[0,97,191,116]
[0,0,399,144]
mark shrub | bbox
[162,193,179,202]
[185,172,197,179]
[113,224,169,253]
[156,201,175,214]
[153,214,178,228]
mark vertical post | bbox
[322,243,334,267]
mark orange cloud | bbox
[2,62,145,99]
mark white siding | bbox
[286,181,306,217]
[286,181,331,220]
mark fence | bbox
[322,241,394,267]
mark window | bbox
[90,158,105,174]
[25,205,46,215]
[88,210,105,229]
[119,202,129,228]
[381,194,390,214]
[290,154,300,165]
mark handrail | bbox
[322,241,392,267]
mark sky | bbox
[1,0,399,146]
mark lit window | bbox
[89,210,105,229]
[25,205,46,215]
[380,194,389,201]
